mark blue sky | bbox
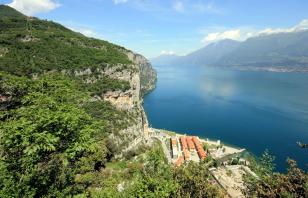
[1,0,308,58]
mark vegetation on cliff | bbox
[0,5,132,76]
[0,72,127,197]
[1,4,307,198]
[0,72,224,197]
[243,150,308,197]
[0,5,135,197]
[0,5,221,198]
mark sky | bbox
[1,0,308,58]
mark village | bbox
[148,128,257,198]
[170,136,206,166]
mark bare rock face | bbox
[102,64,141,110]
[99,52,156,156]
[103,90,134,110]
[126,51,157,95]
[70,51,155,156]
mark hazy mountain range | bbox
[151,30,308,72]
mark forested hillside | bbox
[0,5,225,198]
[0,5,151,197]
[1,5,307,198]
[0,5,132,76]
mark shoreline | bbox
[149,128,245,159]
[152,128,243,150]
[149,127,251,198]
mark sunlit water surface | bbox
[144,65,308,172]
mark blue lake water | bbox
[143,65,308,172]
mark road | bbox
[121,128,172,164]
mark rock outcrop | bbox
[89,52,156,156]
[69,53,155,156]
[127,51,157,95]
[56,50,156,157]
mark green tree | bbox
[173,161,225,198]
[243,151,308,198]
[252,149,276,177]
[0,73,107,197]
[252,159,308,198]
[125,147,177,198]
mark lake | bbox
[143,64,308,172]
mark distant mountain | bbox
[153,31,308,71]
[150,39,240,66]
[217,30,308,68]
[150,54,180,66]
[177,39,241,66]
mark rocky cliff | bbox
[82,52,157,156]
[65,53,156,156]
[127,52,157,95]
[0,5,157,157]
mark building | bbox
[170,138,179,159]
[183,148,190,161]
[192,136,207,160]
[180,136,188,150]
[173,135,207,164]
[186,137,196,151]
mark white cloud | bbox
[112,0,128,5]
[7,0,60,16]
[173,1,184,13]
[297,19,308,29]
[160,50,176,55]
[259,19,308,35]
[201,19,308,44]
[202,29,241,43]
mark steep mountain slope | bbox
[0,4,156,161]
[0,5,132,75]
[150,39,240,66]
[0,5,159,196]
[178,39,240,66]
[0,4,25,18]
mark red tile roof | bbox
[197,149,207,160]
[192,136,207,160]
[180,136,188,150]
[183,149,190,160]
[186,137,195,150]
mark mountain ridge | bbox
[151,31,308,72]
[0,4,25,18]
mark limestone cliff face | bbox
[71,52,156,155]
[126,52,157,95]
[103,52,156,155]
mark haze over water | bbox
[144,65,308,172]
